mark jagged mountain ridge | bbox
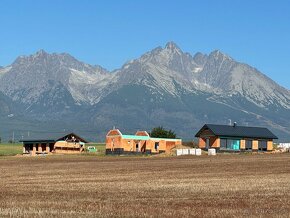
[1,42,289,108]
[0,50,110,106]
[0,42,289,141]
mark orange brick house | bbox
[195,124,278,152]
[106,129,182,155]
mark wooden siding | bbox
[252,140,258,150]
[211,137,220,148]
[267,140,273,151]
[240,140,245,149]
[199,138,206,148]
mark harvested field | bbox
[0,154,290,217]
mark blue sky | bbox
[0,0,289,89]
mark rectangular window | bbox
[258,140,267,151]
[245,140,252,150]
[220,138,240,150]
[220,139,227,148]
[232,140,240,150]
[227,139,233,149]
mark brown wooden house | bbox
[195,124,278,152]
[21,133,88,156]
[106,129,182,155]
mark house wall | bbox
[166,141,177,153]
[106,136,149,153]
[54,141,84,154]
[211,137,220,148]
[107,129,122,136]
[267,140,273,151]
[240,140,245,149]
[199,138,206,148]
[121,139,133,151]
[106,135,122,150]
[23,142,53,156]
[198,129,216,149]
[148,139,181,153]
[197,129,274,152]
[198,136,219,148]
[252,140,258,150]
[139,140,147,152]
[105,130,181,155]
[146,140,160,153]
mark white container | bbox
[195,148,202,156]
[189,149,196,155]
[182,149,189,155]
[208,148,216,155]
[176,149,183,156]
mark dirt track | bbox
[0,154,290,217]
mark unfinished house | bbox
[21,133,88,156]
[195,124,278,152]
[106,129,182,155]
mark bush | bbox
[150,126,176,139]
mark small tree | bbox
[150,126,176,139]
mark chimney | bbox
[233,122,237,127]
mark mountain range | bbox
[0,42,289,141]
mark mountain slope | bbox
[0,43,289,141]
[198,50,290,109]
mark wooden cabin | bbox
[195,123,278,152]
[21,133,88,156]
[106,129,182,155]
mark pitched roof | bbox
[20,132,88,143]
[195,124,278,139]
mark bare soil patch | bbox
[0,154,290,217]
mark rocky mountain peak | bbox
[0,43,290,140]
[165,41,183,54]
[209,50,232,61]
[193,52,208,66]
[35,49,48,56]
[12,49,49,66]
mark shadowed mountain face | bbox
[0,42,289,141]
[0,91,13,115]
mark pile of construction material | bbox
[176,148,201,156]
[277,143,290,152]
[208,148,216,155]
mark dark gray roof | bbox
[195,124,278,139]
[20,132,88,143]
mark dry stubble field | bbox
[0,154,290,217]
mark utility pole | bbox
[12,131,15,143]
